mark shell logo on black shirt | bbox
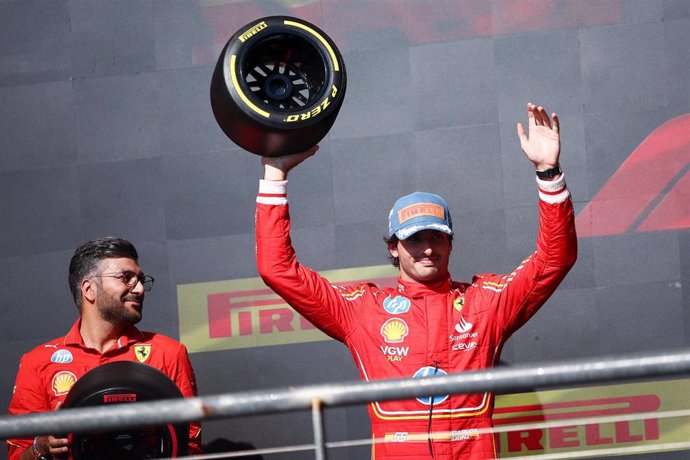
[134,345,151,363]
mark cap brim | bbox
[395,224,453,240]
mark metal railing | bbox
[3,348,690,459]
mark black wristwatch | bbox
[536,164,561,180]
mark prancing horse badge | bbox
[134,344,151,363]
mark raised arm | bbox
[482,102,576,335]
[255,145,368,343]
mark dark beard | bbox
[98,292,142,327]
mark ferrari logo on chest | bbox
[134,344,151,363]
[453,295,465,312]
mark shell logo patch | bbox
[381,318,409,343]
[134,344,151,363]
[52,371,77,396]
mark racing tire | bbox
[61,361,188,460]
[210,16,347,156]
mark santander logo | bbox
[455,316,473,334]
[576,114,690,237]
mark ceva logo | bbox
[576,114,690,237]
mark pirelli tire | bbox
[61,361,188,460]
[210,16,347,157]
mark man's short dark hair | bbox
[383,235,401,268]
[68,237,139,308]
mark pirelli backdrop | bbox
[1,1,689,459]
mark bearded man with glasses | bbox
[7,237,202,460]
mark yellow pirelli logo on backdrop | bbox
[177,265,397,353]
[493,379,690,457]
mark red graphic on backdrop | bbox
[576,114,690,237]
[194,0,621,65]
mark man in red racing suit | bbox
[255,103,577,459]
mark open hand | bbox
[516,103,560,170]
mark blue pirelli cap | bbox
[388,192,453,240]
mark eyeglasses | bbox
[93,271,155,292]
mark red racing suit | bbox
[7,319,202,459]
[256,175,576,459]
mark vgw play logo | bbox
[576,114,690,237]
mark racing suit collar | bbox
[397,276,452,297]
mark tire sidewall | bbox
[62,362,188,459]
[221,15,346,130]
